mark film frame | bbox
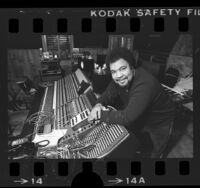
[0,5,200,186]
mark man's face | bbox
[110,58,134,87]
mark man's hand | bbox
[88,103,107,124]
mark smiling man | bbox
[88,47,176,157]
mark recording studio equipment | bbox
[58,106,117,146]
[74,68,92,93]
[8,137,37,159]
[70,109,90,131]
[37,68,93,121]
[38,106,130,159]
[37,122,130,159]
[31,97,93,149]
[80,123,130,159]
[161,83,192,104]
[40,59,63,81]
[55,68,92,104]
[78,80,91,95]
[35,110,94,158]
[18,69,93,153]
[20,86,46,137]
[29,69,94,150]
[36,146,59,159]
[162,67,180,88]
[8,136,50,160]
[8,137,30,148]
[19,68,131,159]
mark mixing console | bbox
[17,68,130,159]
[28,69,95,149]
[37,122,129,159]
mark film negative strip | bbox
[0,5,199,186]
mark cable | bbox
[35,140,50,147]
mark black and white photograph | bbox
[7,33,193,160]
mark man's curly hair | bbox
[105,47,136,71]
